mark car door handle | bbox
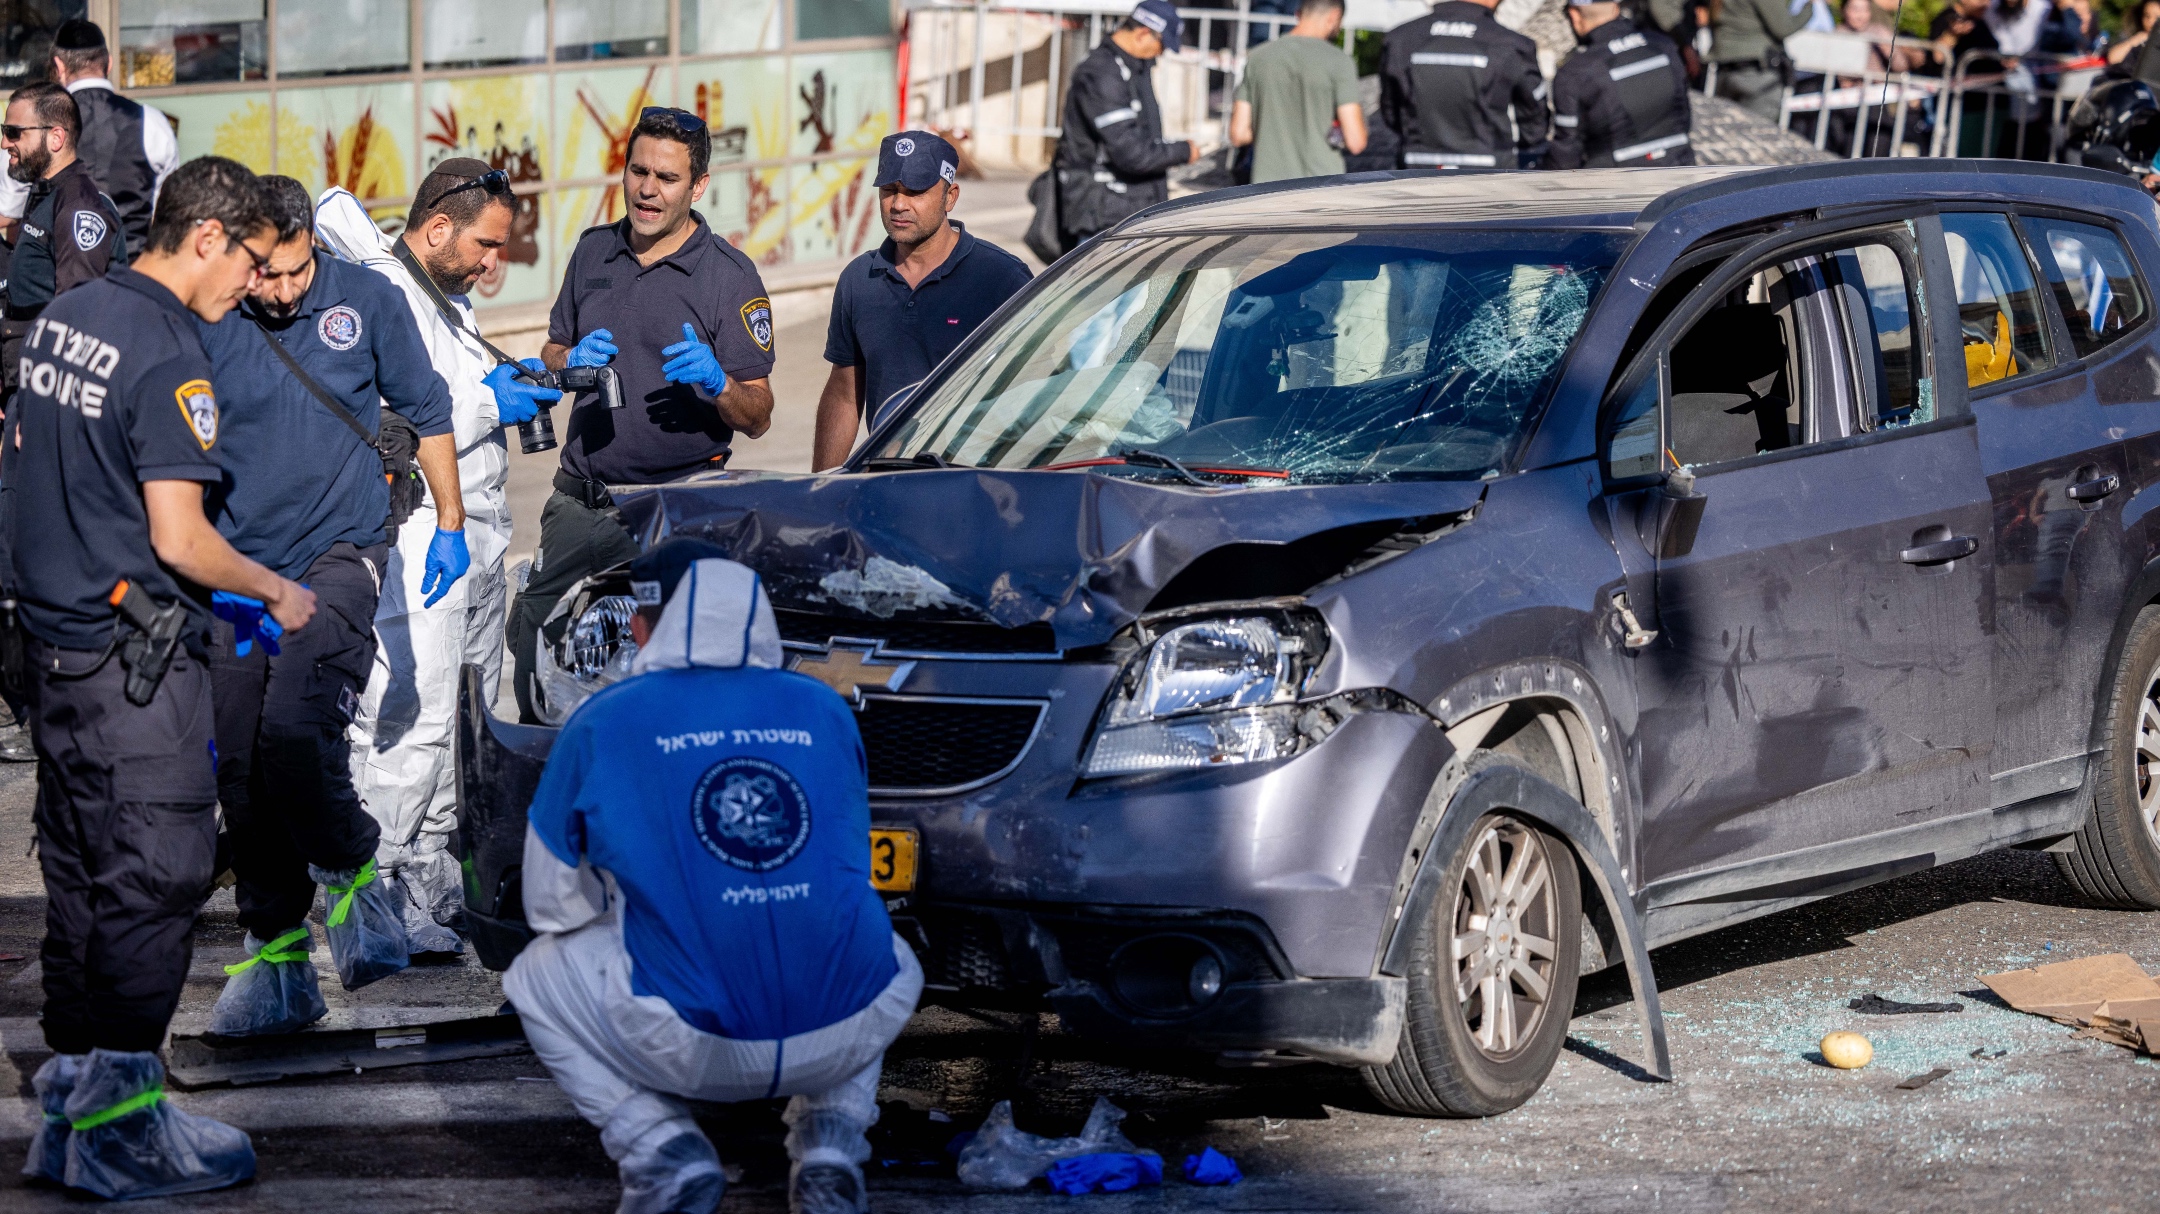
[1900,536,1979,565]
[2068,474,2121,502]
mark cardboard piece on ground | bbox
[1979,953,2160,1024]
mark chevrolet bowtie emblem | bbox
[786,645,915,705]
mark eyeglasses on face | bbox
[639,106,708,135]
[419,167,513,212]
[0,124,54,141]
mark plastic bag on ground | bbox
[1045,1152,1163,1195]
[209,927,328,1036]
[310,859,409,989]
[955,1098,1155,1190]
[62,1049,255,1200]
[22,1052,81,1183]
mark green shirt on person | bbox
[1235,33,1362,183]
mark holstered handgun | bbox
[0,596,24,701]
[108,580,185,706]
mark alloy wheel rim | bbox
[2136,666,2160,849]
[1449,818,1560,1059]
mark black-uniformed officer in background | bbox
[1379,0,1550,169]
[1052,0,1201,254]
[50,19,178,256]
[198,176,469,1020]
[2,81,125,384]
[1546,0,1693,169]
[509,106,775,723]
[814,131,1032,470]
[10,155,313,1199]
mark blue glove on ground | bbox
[1182,1148,1242,1186]
[567,328,618,368]
[1044,1153,1163,1196]
[484,359,560,427]
[660,322,727,396]
[210,591,283,658]
[421,527,471,608]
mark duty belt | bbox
[553,469,615,511]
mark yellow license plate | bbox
[870,827,918,893]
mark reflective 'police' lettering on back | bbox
[20,315,122,418]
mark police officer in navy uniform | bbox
[1,82,126,385]
[197,176,471,1017]
[9,155,315,1199]
[510,106,775,724]
[50,19,178,257]
[1546,0,1694,169]
[814,131,1032,470]
[1379,0,1550,168]
[1051,0,1201,254]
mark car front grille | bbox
[860,696,1045,793]
[775,608,1059,656]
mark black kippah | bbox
[53,19,105,52]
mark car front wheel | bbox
[2058,605,2160,909]
[1363,766,1582,1117]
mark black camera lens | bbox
[518,406,557,454]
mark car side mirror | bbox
[1640,466,1706,559]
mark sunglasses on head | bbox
[419,167,513,212]
[0,123,53,141]
[640,106,708,135]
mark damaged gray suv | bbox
[461,160,2160,1115]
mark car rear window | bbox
[2019,215,2149,360]
[1943,212,2053,389]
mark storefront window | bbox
[424,0,542,69]
[796,0,891,42]
[120,0,268,85]
[0,1,87,85]
[555,0,666,61]
[277,0,409,77]
[682,0,781,55]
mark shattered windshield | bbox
[874,229,1626,482]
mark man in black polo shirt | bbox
[510,106,775,724]
[814,132,1032,470]
[10,155,311,1199]
[2,81,126,384]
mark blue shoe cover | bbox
[310,860,409,989]
[62,1049,255,1199]
[21,1053,82,1184]
[210,927,329,1036]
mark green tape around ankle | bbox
[69,1085,163,1131]
[325,859,378,928]
[222,925,313,976]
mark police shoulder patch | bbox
[741,296,774,353]
[174,379,218,449]
[691,756,812,872]
[319,305,363,351]
[72,209,107,251]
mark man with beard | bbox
[0,81,124,764]
[315,159,543,955]
[195,176,467,1027]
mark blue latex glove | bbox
[1182,1148,1242,1186]
[484,359,560,427]
[660,322,727,397]
[1044,1154,1162,1196]
[566,328,618,368]
[420,527,471,608]
[210,591,283,658]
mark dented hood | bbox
[613,470,1485,650]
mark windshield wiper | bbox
[1041,452,1290,483]
[859,451,959,473]
[1121,449,1210,487]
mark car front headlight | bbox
[1081,612,1329,778]
[534,585,639,725]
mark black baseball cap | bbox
[875,131,959,191]
[628,537,732,610]
[1130,0,1183,52]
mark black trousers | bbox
[507,489,639,724]
[30,637,218,1054]
[210,541,385,938]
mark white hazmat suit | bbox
[315,188,515,954]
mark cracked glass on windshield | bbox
[873,229,1627,482]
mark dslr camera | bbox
[511,364,624,454]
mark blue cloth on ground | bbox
[526,557,898,1041]
[1045,1153,1163,1195]
[1183,1146,1242,1185]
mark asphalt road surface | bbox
[0,749,2156,1212]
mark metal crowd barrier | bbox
[1773,35,2101,162]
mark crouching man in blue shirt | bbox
[505,537,922,1214]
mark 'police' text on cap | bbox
[874,130,960,192]
[1129,0,1183,52]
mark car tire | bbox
[1362,755,1582,1117]
[2057,606,2160,909]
